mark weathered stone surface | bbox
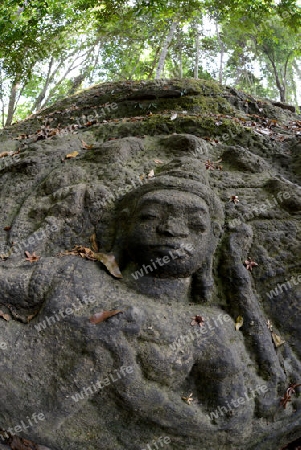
[0,78,300,450]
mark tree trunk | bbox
[68,45,100,95]
[33,44,92,111]
[0,68,4,128]
[179,48,183,78]
[68,73,86,96]
[5,79,19,127]
[155,18,179,79]
[269,58,286,102]
[219,47,224,84]
[194,32,200,79]
[280,86,286,103]
[215,21,224,84]
[42,58,83,108]
[31,57,54,112]
[264,46,292,103]
[281,53,293,103]
[147,45,162,79]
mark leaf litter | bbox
[59,245,122,278]
[90,309,123,324]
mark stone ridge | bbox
[0,78,299,140]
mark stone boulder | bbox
[0,78,300,450]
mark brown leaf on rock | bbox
[90,309,123,324]
[244,258,258,271]
[272,332,285,348]
[27,311,39,323]
[94,252,123,278]
[10,435,39,449]
[4,226,11,231]
[0,149,20,158]
[268,119,277,128]
[59,246,122,278]
[235,316,244,331]
[280,383,301,409]
[79,247,97,260]
[59,245,97,260]
[0,310,10,321]
[205,159,215,170]
[25,251,41,263]
[229,195,239,204]
[90,233,99,252]
[205,158,223,170]
[266,319,273,331]
[181,393,193,405]
[81,140,94,150]
[190,315,205,327]
[65,151,79,159]
[0,151,12,158]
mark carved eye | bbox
[139,212,160,221]
[188,215,207,231]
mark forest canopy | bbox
[0,0,300,127]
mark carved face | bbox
[125,190,212,277]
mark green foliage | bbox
[0,0,301,127]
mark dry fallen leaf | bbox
[60,246,123,278]
[5,434,39,449]
[229,195,239,204]
[4,226,11,231]
[154,159,164,164]
[0,151,12,158]
[90,233,99,252]
[16,134,28,140]
[272,332,285,348]
[235,316,244,331]
[191,315,205,327]
[266,319,273,331]
[0,253,10,260]
[25,251,41,263]
[0,310,10,321]
[59,245,97,260]
[94,253,123,279]
[280,383,301,409]
[59,246,92,259]
[170,113,178,121]
[244,258,258,271]
[65,151,79,159]
[90,309,123,324]
[27,311,39,323]
[205,160,215,170]
[81,140,94,149]
[181,393,193,405]
[147,169,155,178]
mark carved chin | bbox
[150,265,195,278]
[135,251,200,278]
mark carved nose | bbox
[157,217,189,237]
